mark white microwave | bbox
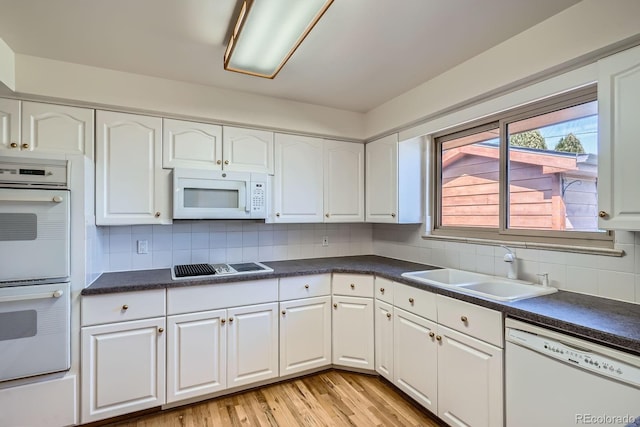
[173,169,268,219]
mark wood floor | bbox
[104,370,445,427]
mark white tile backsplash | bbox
[101,221,373,272]
[373,224,640,304]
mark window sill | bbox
[420,233,624,257]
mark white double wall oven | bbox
[0,157,71,382]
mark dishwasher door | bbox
[506,319,640,427]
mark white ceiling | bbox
[0,0,581,113]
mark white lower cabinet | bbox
[437,325,503,427]
[166,303,279,403]
[227,303,279,389]
[280,296,332,376]
[81,317,166,423]
[332,295,374,369]
[393,307,438,413]
[374,299,394,381]
[166,309,227,403]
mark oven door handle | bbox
[0,290,64,303]
[0,194,65,203]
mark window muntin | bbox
[434,87,610,245]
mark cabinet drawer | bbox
[332,273,373,297]
[82,289,166,326]
[279,274,331,300]
[167,279,278,315]
[394,283,436,321]
[436,295,503,347]
[374,276,394,303]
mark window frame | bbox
[431,85,613,248]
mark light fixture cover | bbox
[224,0,334,79]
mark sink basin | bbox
[401,268,557,302]
[401,269,489,285]
[457,280,557,301]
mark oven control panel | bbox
[0,157,68,188]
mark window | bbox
[433,86,611,247]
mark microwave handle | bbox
[0,194,64,203]
[0,290,64,303]
[245,185,251,212]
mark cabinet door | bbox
[0,98,19,151]
[598,45,640,230]
[332,295,374,369]
[324,140,364,222]
[365,134,398,223]
[81,317,166,423]
[279,296,331,376]
[21,101,94,158]
[437,325,503,427]
[393,308,438,413]
[227,303,279,389]
[223,126,274,174]
[374,299,393,381]
[96,111,171,225]
[273,133,324,222]
[166,310,227,403]
[162,118,222,170]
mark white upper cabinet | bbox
[324,140,364,222]
[0,100,94,158]
[598,45,640,230]
[96,110,171,225]
[162,118,222,169]
[0,98,19,151]
[273,133,324,223]
[365,134,423,224]
[223,126,274,174]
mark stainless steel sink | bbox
[401,268,557,302]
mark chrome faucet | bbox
[500,245,518,279]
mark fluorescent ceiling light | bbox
[224,0,334,79]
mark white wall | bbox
[99,221,373,272]
[365,0,640,139]
[13,54,365,140]
[0,37,15,91]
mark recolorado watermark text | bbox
[575,413,638,424]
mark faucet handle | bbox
[536,273,549,287]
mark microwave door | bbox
[176,177,250,219]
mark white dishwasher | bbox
[505,319,640,427]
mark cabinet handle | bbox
[154,212,161,218]
[21,143,29,149]
[122,304,129,310]
[333,303,338,309]
[391,213,396,218]
[221,318,226,324]
[158,328,164,333]
[325,213,330,218]
[276,213,280,217]
[228,317,234,322]
[386,313,391,319]
[598,210,608,218]
[224,160,229,165]
[379,287,385,294]
[281,310,286,316]
[304,284,309,289]
[436,335,442,341]
[350,283,355,289]
[10,142,17,148]
[409,297,414,304]
[216,160,222,165]
[429,331,435,338]
[461,315,468,323]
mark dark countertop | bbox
[84,255,640,354]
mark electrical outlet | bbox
[322,236,329,246]
[137,240,148,254]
